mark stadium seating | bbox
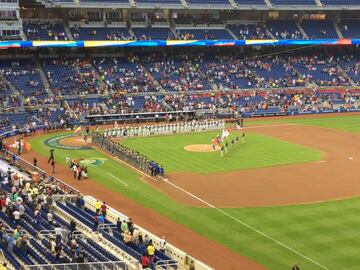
[320,0,360,5]
[301,20,338,39]
[71,27,132,40]
[0,159,180,269]
[266,20,304,39]
[142,54,210,91]
[0,59,46,98]
[56,200,177,266]
[0,75,21,109]
[339,56,360,85]
[339,20,360,38]
[292,56,349,86]
[228,24,269,39]
[42,58,102,96]
[94,57,159,93]
[132,27,175,40]
[23,21,68,40]
[177,28,232,39]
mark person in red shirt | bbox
[101,202,107,218]
[140,252,150,269]
[77,165,82,180]
[0,196,6,212]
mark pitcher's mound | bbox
[184,144,220,152]
[59,136,92,147]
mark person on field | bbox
[66,155,71,168]
[48,149,54,163]
[211,137,216,150]
[220,145,224,158]
[82,167,88,179]
[51,160,55,173]
[77,165,81,180]
[72,163,77,179]
[292,264,300,270]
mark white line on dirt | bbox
[107,172,128,187]
[161,177,329,270]
[242,123,298,130]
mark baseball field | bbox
[21,112,360,270]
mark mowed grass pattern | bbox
[246,114,360,134]
[293,115,360,133]
[122,131,322,173]
[29,114,360,270]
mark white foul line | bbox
[107,172,128,187]
[242,123,298,130]
[113,157,158,182]
[161,177,329,270]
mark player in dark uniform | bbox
[48,149,54,163]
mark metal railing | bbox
[98,224,117,231]
[0,149,46,179]
[28,261,128,270]
[42,176,80,195]
[155,260,178,270]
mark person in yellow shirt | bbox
[95,200,101,214]
[146,240,155,259]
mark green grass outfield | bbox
[30,114,360,270]
[121,131,322,173]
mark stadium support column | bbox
[123,10,129,25]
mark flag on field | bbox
[73,126,82,134]
[221,129,230,141]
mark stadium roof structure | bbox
[34,0,360,10]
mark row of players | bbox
[102,120,226,138]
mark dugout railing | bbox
[0,149,47,180]
[27,261,128,270]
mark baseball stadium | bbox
[1,1,360,270]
